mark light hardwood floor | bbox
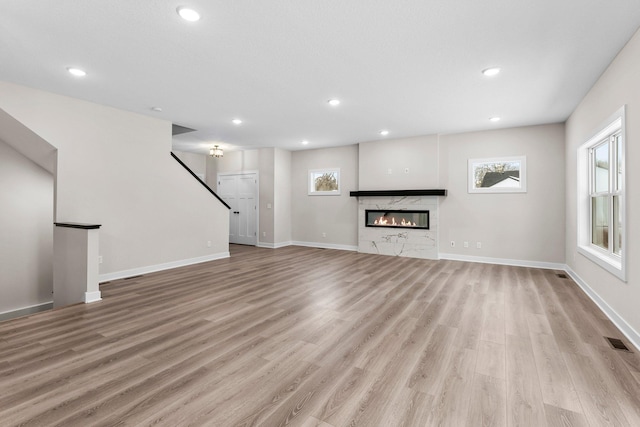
[1,245,640,426]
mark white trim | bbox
[577,105,626,281]
[439,252,564,270]
[291,241,358,252]
[0,301,53,322]
[257,241,292,249]
[468,156,527,193]
[99,252,230,282]
[84,291,102,304]
[308,168,341,196]
[217,171,260,247]
[256,241,358,251]
[564,265,640,352]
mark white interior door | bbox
[217,172,258,245]
[217,175,238,243]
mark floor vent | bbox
[605,337,631,352]
[556,273,568,279]
[124,275,144,280]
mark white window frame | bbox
[577,106,626,281]
[308,168,341,196]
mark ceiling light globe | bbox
[328,99,341,106]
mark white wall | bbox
[354,126,565,264]
[0,139,53,317]
[0,81,230,280]
[174,150,207,180]
[359,135,439,189]
[207,148,278,245]
[274,148,292,244]
[565,28,640,340]
[439,124,566,264]
[291,145,359,248]
[206,149,260,185]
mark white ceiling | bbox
[1,1,639,154]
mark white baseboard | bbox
[256,241,358,251]
[291,241,358,252]
[84,291,102,303]
[564,266,640,352]
[257,241,292,249]
[0,301,53,322]
[99,251,230,282]
[439,252,565,270]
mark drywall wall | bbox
[359,135,439,189]
[565,28,640,338]
[206,149,260,185]
[274,148,292,245]
[173,150,207,180]
[291,145,359,247]
[259,148,276,245]
[0,108,56,174]
[0,81,229,279]
[0,139,53,317]
[206,148,279,245]
[439,124,566,264]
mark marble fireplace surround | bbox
[350,189,447,260]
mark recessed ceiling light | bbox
[151,107,163,112]
[67,67,86,77]
[232,118,243,125]
[328,99,341,107]
[177,7,200,22]
[489,117,501,122]
[301,140,309,145]
[380,130,389,136]
[482,67,501,77]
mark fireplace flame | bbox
[373,216,417,227]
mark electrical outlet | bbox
[267,203,272,209]
[98,256,103,264]
[322,232,327,238]
[463,241,469,248]
[262,231,266,237]
[207,241,211,247]
[450,241,455,247]
[387,168,393,174]
[476,242,482,249]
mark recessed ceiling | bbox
[1,1,639,154]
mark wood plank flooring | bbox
[1,244,640,426]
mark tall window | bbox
[590,132,622,252]
[578,106,626,281]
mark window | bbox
[577,106,626,281]
[308,168,340,195]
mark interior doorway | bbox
[217,172,258,245]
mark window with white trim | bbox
[577,106,626,281]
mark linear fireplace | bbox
[355,194,442,259]
[365,209,429,230]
